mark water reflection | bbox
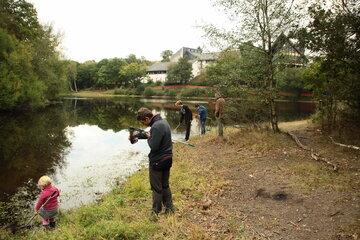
[0,108,71,225]
[55,124,149,209]
[0,98,315,226]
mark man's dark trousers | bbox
[185,121,191,141]
[149,167,173,213]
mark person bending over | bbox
[175,100,193,141]
[35,176,60,229]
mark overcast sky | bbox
[28,0,227,62]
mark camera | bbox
[129,127,148,144]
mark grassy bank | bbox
[62,90,133,98]
[1,122,359,239]
[63,87,214,99]
[1,133,227,240]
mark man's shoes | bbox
[164,207,175,215]
[149,211,159,222]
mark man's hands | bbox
[144,132,150,139]
[129,127,150,144]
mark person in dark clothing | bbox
[175,100,193,141]
[135,107,174,216]
[195,103,208,135]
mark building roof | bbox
[147,48,219,73]
[170,47,202,62]
[192,52,219,61]
[147,62,173,72]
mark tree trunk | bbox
[267,52,279,133]
[73,79,78,92]
[270,98,279,132]
[69,81,74,92]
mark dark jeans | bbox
[199,119,206,134]
[149,166,174,213]
[185,121,191,140]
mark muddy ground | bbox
[177,121,360,240]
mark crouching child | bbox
[34,176,60,229]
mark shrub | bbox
[114,88,136,95]
[135,84,145,95]
[179,88,213,97]
[143,87,155,97]
[164,89,177,97]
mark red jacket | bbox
[35,185,60,211]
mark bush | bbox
[164,89,177,97]
[143,87,156,97]
[179,88,213,98]
[114,88,136,95]
[135,84,145,95]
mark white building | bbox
[145,47,218,83]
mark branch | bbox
[329,136,360,151]
[286,131,310,150]
[272,0,295,33]
[286,131,338,171]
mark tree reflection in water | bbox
[0,98,313,227]
[0,107,71,226]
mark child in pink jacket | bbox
[34,176,60,229]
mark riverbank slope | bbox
[2,120,359,239]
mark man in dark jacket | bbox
[136,107,174,215]
[175,100,193,141]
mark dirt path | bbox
[180,121,360,239]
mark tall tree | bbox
[302,0,360,129]
[204,0,303,132]
[0,0,66,109]
[0,0,41,41]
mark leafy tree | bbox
[204,0,304,132]
[0,0,67,109]
[0,0,41,41]
[302,1,360,129]
[119,62,147,88]
[76,60,97,89]
[0,29,41,108]
[161,50,173,62]
[95,58,125,88]
[125,54,138,64]
[206,46,267,96]
[166,58,192,85]
[73,55,149,90]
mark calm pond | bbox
[0,97,315,225]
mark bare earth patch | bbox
[174,123,360,240]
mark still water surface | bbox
[0,97,314,225]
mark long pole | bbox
[172,139,195,147]
[174,123,181,131]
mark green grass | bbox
[2,132,227,240]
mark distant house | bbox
[146,62,173,83]
[145,47,218,83]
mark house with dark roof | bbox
[145,47,218,83]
